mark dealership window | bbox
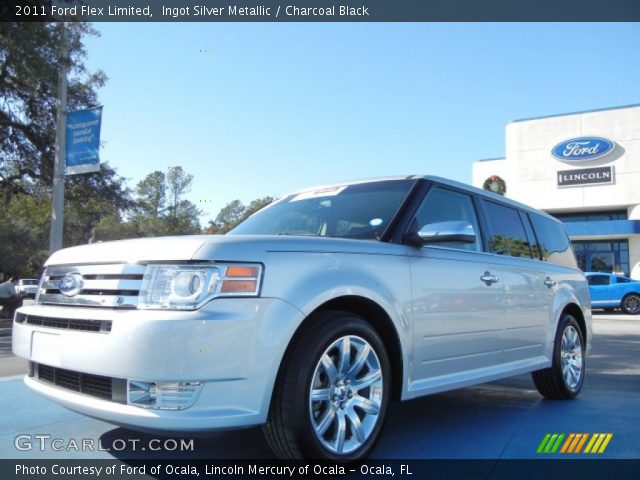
[572,240,630,276]
[553,210,627,223]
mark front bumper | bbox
[12,297,304,431]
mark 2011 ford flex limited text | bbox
[13,176,591,460]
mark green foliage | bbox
[93,166,202,242]
[0,22,107,199]
[208,196,274,234]
[136,170,166,217]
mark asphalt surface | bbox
[0,311,638,461]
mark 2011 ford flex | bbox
[13,176,591,460]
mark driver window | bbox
[412,187,482,252]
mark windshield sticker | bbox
[290,185,348,202]
[369,218,384,227]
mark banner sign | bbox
[557,166,614,188]
[65,107,102,175]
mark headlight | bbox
[138,263,262,310]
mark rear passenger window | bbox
[482,201,533,258]
[529,213,578,268]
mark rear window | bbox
[529,213,577,268]
[482,200,534,258]
[588,275,611,286]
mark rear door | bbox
[477,201,552,364]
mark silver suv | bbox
[13,176,591,460]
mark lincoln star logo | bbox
[58,273,84,297]
[551,137,615,162]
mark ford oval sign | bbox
[58,272,84,297]
[551,137,615,162]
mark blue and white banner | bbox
[65,106,103,175]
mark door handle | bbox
[481,272,499,286]
[544,277,557,288]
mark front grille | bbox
[40,263,146,309]
[16,313,111,333]
[35,363,126,403]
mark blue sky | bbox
[83,23,640,224]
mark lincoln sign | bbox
[557,166,614,187]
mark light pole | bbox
[49,22,68,254]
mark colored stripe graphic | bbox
[539,433,613,454]
[585,433,614,454]
[537,434,552,453]
[537,433,565,453]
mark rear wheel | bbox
[263,311,390,460]
[621,293,640,315]
[532,314,585,399]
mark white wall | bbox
[473,105,640,213]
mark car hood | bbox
[45,235,405,266]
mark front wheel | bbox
[263,311,390,460]
[532,313,585,399]
[621,293,640,315]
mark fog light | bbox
[127,380,202,410]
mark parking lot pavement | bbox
[0,313,638,461]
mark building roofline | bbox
[509,103,640,124]
[475,157,506,163]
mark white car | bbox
[13,176,591,460]
[16,279,39,299]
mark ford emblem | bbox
[58,272,84,297]
[551,137,615,162]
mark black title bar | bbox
[3,0,640,22]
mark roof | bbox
[509,103,640,124]
[283,175,559,222]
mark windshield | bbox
[230,179,416,240]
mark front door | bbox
[408,186,505,394]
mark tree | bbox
[209,199,245,234]
[243,196,274,220]
[0,22,134,275]
[166,166,193,218]
[207,196,274,234]
[136,170,166,217]
[0,22,107,200]
[93,166,202,241]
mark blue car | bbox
[586,272,640,315]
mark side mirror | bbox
[406,221,476,246]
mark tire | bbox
[263,311,391,460]
[532,313,585,400]
[621,293,640,315]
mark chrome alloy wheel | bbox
[623,294,640,314]
[560,325,583,390]
[309,335,384,455]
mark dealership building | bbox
[473,104,640,280]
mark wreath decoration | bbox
[483,175,507,196]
